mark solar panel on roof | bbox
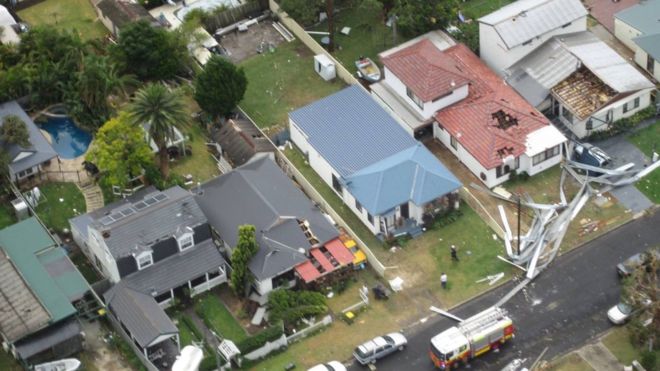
[134,201,148,210]
[145,197,157,205]
[110,212,123,220]
[120,208,135,216]
[100,216,114,226]
[154,193,168,202]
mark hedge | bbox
[180,314,204,343]
[585,106,656,141]
[235,323,284,354]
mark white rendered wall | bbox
[88,228,121,283]
[614,18,642,51]
[634,48,660,81]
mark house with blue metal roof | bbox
[289,85,461,237]
[614,0,660,81]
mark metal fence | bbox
[286,315,333,343]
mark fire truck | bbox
[429,307,515,369]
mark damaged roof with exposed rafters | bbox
[435,44,563,169]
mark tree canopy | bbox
[230,225,258,297]
[112,20,191,81]
[392,0,459,37]
[86,112,154,189]
[268,290,327,326]
[279,0,324,26]
[1,114,30,148]
[194,56,247,119]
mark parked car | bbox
[308,361,347,371]
[353,332,407,365]
[607,299,652,325]
[617,249,660,277]
[573,143,611,175]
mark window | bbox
[647,54,654,74]
[561,22,572,28]
[633,97,640,109]
[136,251,153,270]
[367,213,374,225]
[355,199,362,212]
[522,39,532,46]
[331,173,342,194]
[561,107,573,124]
[450,135,458,150]
[623,102,629,113]
[496,164,512,178]
[606,109,613,123]
[532,145,560,166]
[178,233,194,251]
[406,86,424,109]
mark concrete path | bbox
[79,183,104,212]
[577,342,624,371]
[594,135,654,213]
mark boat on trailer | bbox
[33,358,81,371]
[355,56,381,83]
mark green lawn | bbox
[240,40,345,133]
[18,0,108,41]
[170,123,220,184]
[310,6,408,75]
[628,121,660,203]
[0,201,15,230]
[550,353,594,371]
[460,0,516,19]
[0,350,21,371]
[601,327,658,368]
[173,313,203,347]
[285,147,385,251]
[194,293,248,342]
[34,182,86,233]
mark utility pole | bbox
[517,195,521,257]
[327,0,335,52]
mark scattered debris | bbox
[476,272,505,286]
[429,306,463,322]
[389,276,404,292]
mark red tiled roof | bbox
[294,261,321,283]
[324,238,354,265]
[434,44,551,169]
[310,249,334,272]
[382,39,471,102]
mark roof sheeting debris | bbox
[479,0,587,49]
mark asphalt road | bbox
[348,211,660,370]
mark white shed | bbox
[314,54,336,81]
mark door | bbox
[400,203,409,219]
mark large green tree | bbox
[193,56,247,119]
[112,20,190,81]
[127,83,188,179]
[66,54,136,130]
[230,225,258,297]
[86,112,154,189]
[391,0,459,37]
[1,114,30,148]
[279,0,324,26]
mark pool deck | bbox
[39,129,93,184]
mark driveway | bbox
[346,210,660,370]
[593,135,654,213]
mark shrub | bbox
[585,106,656,141]
[180,314,204,342]
[236,323,284,354]
[268,290,327,325]
[641,350,657,370]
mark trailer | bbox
[429,307,514,369]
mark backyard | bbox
[34,182,86,233]
[17,0,108,41]
[459,0,516,19]
[629,120,660,203]
[240,40,345,133]
[170,123,221,184]
[309,5,407,74]
[194,293,249,343]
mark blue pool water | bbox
[40,116,92,159]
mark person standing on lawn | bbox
[451,245,459,262]
[441,272,448,289]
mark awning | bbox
[311,249,334,272]
[294,261,322,283]
[525,125,566,156]
[324,238,354,265]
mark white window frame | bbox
[136,251,153,270]
[178,233,194,251]
[406,86,424,109]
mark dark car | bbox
[617,249,660,277]
[573,143,611,175]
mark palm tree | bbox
[127,83,188,179]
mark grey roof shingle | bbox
[479,0,588,49]
[634,33,660,62]
[615,0,660,35]
[96,0,157,29]
[289,85,417,178]
[0,101,58,175]
[105,286,177,348]
[74,186,207,259]
[212,118,275,168]
[114,239,226,296]
[196,156,338,280]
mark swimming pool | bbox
[40,116,92,159]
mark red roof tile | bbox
[382,39,471,102]
[324,238,354,266]
[310,248,334,272]
[294,261,321,283]
[434,44,551,169]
